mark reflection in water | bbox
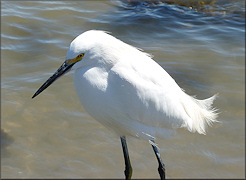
[122,0,245,16]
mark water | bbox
[1,0,245,178]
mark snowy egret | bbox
[32,30,218,179]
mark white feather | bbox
[69,30,219,139]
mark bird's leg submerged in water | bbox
[120,136,132,180]
[150,139,165,180]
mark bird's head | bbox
[32,30,101,99]
[32,30,127,99]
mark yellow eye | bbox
[78,53,84,58]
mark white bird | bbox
[32,30,218,179]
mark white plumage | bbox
[32,29,219,178]
[66,30,218,140]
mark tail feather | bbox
[182,93,219,135]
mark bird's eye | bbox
[78,53,84,58]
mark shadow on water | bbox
[1,129,14,157]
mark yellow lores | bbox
[66,53,84,64]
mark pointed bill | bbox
[32,60,74,99]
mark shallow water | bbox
[1,0,245,178]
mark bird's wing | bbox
[106,57,190,132]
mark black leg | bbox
[150,139,165,180]
[120,136,132,180]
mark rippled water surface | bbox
[1,0,245,178]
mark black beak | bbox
[32,61,74,99]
